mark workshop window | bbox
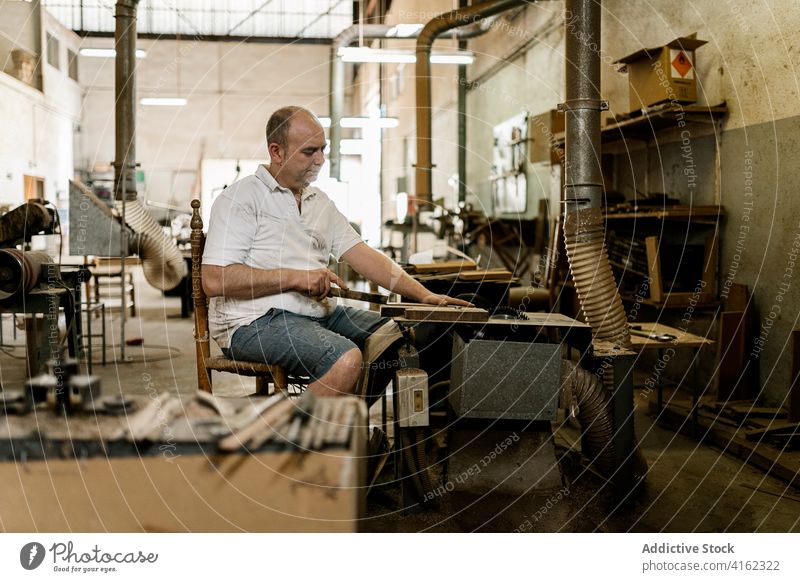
[46,33,60,69]
[67,49,78,81]
[24,175,45,201]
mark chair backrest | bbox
[190,200,212,379]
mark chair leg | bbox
[255,376,270,396]
[273,367,288,394]
[198,365,212,393]
[128,274,136,317]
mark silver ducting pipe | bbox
[330,25,392,181]
[116,199,187,291]
[329,18,500,180]
[415,0,525,205]
[562,0,630,348]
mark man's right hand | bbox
[288,268,348,300]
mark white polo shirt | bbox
[202,164,363,348]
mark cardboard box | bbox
[616,36,707,112]
[0,448,365,532]
[0,396,367,532]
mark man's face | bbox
[277,113,326,192]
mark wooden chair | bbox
[90,256,137,317]
[190,199,288,395]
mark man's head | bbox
[266,106,326,195]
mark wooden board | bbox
[716,311,747,402]
[457,268,514,281]
[401,306,489,322]
[653,394,800,488]
[745,420,800,441]
[329,287,388,304]
[380,302,426,317]
[410,260,477,274]
[604,205,724,220]
[628,322,713,350]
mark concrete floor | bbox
[1,266,798,532]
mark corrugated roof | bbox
[42,0,353,40]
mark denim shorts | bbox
[225,305,388,380]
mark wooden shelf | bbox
[604,204,725,220]
[600,103,728,144]
[554,103,728,146]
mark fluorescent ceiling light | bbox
[430,52,475,65]
[338,47,474,65]
[385,24,424,38]
[80,48,147,58]
[140,97,187,106]
[339,47,414,63]
[318,117,399,128]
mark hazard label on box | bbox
[670,48,694,79]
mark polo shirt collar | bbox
[257,164,317,201]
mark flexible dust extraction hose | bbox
[560,359,616,476]
[563,210,630,347]
[115,199,187,291]
[561,359,649,481]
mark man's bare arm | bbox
[203,264,346,300]
[341,242,472,306]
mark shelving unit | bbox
[555,102,728,308]
[604,205,724,307]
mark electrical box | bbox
[395,368,429,428]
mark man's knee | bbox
[337,347,363,375]
[329,348,362,393]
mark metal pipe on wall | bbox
[457,0,469,205]
[562,0,630,347]
[414,0,525,207]
[114,0,139,204]
[329,24,392,180]
[329,19,498,181]
[114,0,139,361]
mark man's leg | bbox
[323,306,401,403]
[323,305,391,347]
[308,347,362,396]
[227,309,365,395]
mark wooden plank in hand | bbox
[380,302,427,317]
[329,287,388,304]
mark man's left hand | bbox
[420,293,474,307]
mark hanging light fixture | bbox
[337,47,474,64]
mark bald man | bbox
[202,106,469,396]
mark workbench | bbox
[620,322,713,435]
